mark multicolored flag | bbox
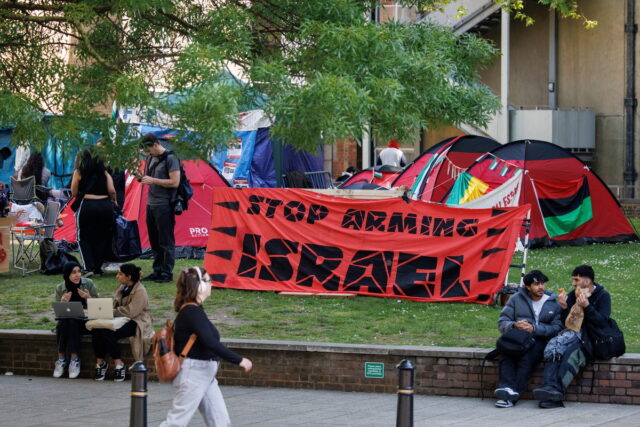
[534,176,593,237]
[446,171,490,205]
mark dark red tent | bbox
[338,165,403,189]
[462,140,638,248]
[392,135,500,202]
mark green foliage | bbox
[0,0,592,163]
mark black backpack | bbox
[589,318,626,360]
[39,237,79,275]
[173,155,193,215]
[148,150,193,215]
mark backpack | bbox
[147,150,193,215]
[495,328,536,358]
[152,303,198,382]
[172,155,193,215]
[39,237,79,275]
[589,318,626,360]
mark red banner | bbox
[204,188,530,304]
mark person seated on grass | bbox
[91,263,153,382]
[494,270,563,408]
[54,261,99,379]
[533,265,612,409]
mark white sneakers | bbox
[53,358,81,378]
[68,358,81,379]
[53,359,66,378]
[494,387,520,408]
[495,399,514,408]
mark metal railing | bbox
[282,171,335,189]
[608,184,637,200]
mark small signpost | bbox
[364,362,385,379]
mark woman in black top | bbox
[71,149,117,276]
[160,267,252,427]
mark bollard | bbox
[130,361,148,427]
[396,359,415,427]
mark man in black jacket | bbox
[533,264,612,408]
[494,270,563,408]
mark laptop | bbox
[52,302,87,320]
[87,298,114,320]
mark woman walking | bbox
[161,267,252,427]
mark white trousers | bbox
[160,358,231,427]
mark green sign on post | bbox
[364,362,385,378]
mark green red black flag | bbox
[535,176,593,237]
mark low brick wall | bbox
[1,330,639,404]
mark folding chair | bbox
[9,176,38,206]
[37,200,61,239]
[10,200,61,275]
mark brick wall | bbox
[331,139,359,180]
[1,330,638,404]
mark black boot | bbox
[533,360,564,402]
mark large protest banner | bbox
[204,188,530,304]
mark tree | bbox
[0,0,587,165]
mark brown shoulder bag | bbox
[153,302,197,382]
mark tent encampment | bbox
[54,159,230,253]
[338,165,403,189]
[454,139,638,248]
[395,135,500,202]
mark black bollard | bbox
[396,359,415,427]
[130,361,148,427]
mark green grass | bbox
[1,217,639,352]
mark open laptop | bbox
[87,298,114,320]
[52,302,87,320]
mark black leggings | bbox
[91,320,137,360]
[76,198,114,273]
[57,319,89,355]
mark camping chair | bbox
[9,176,38,206]
[10,200,61,275]
[36,200,61,239]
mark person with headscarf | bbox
[91,263,154,382]
[53,261,99,379]
[376,139,407,168]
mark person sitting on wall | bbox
[91,263,154,382]
[494,270,563,408]
[53,261,99,379]
[533,265,613,408]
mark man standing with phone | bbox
[140,133,180,283]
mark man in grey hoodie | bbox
[494,270,563,408]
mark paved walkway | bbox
[1,375,639,426]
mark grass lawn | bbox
[1,217,638,352]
